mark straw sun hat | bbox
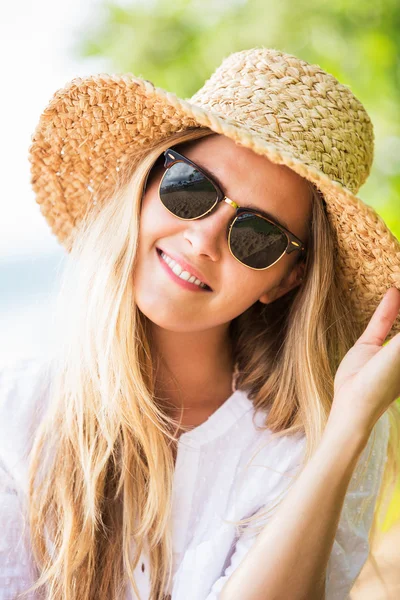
[28,47,400,340]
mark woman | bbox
[1,47,400,599]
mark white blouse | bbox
[0,356,390,600]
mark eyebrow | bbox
[197,161,291,231]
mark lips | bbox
[156,247,213,290]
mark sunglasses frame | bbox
[157,147,307,271]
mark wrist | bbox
[321,418,370,465]
[324,401,373,449]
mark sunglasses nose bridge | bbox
[222,196,239,211]
[213,196,239,234]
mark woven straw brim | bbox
[29,74,400,340]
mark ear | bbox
[258,261,306,305]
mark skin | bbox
[133,133,312,430]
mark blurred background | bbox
[1,0,399,596]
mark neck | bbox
[149,322,235,426]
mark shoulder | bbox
[0,355,52,492]
[227,391,307,516]
[239,402,390,512]
[238,390,307,469]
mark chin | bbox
[134,298,196,332]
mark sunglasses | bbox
[154,147,306,271]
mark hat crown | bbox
[189,48,374,194]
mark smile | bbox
[156,249,212,291]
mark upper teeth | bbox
[160,251,208,288]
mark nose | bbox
[182,197,237,262]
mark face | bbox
[133,134,312,333]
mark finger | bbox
[354,329,400,408]
[357,287,400,346]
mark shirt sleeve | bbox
[0,458,38,599]
[324,412,390,599]
[204,413,390,600]
[0,358,50,600]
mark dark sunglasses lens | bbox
[159,162,218,218]
[230,213,288,269]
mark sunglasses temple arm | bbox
[285,234,306,254]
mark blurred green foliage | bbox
[74,0,400,239]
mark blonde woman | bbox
[1,47,400,600]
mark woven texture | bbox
[28,47,400,339]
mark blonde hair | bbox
[23,127,400,599]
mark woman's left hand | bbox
[327,286,400,439]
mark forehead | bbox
[176,134,312,239]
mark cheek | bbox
[220,265,269,309]
[221,256,290,315]
[138,187,178,248]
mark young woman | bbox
[1,47,400,600]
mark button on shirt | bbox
[0,357,390,599]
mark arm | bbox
[219,423,370,600]
[220,288,400,600]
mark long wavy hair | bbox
[23,127,400,599]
